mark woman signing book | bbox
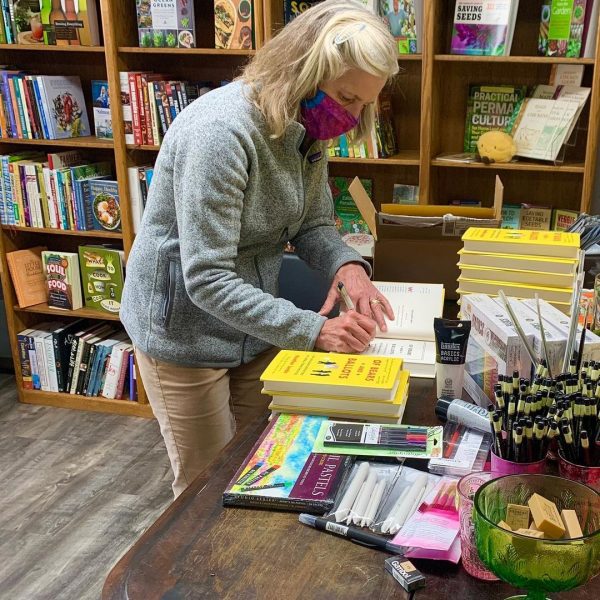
[121,0,398,497]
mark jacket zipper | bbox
[161,259,177,327]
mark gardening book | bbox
[137,0,196,48]
[41,250,83,310]
[463,84,527,153]
[260,350,404,400]
[538,0,588,58]
[78,245,124,314]
[451,0,519,56]
[38,75,91,138]
[222,413,353,513]
[379,0,423,54]
[6,246,47,307]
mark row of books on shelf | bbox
[451,0,598,58]
[120,71,215,146]
[127,164,153,233]
[0,150,120,231]
[501,205,579,231]
[7,244,124,313]
[17,320,136,400]
[0,70,91,140]
[0,1,100,46]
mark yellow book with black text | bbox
[458,264,576,288]
[458,249,578,275]
[457,277,573,304]
[260,350,403,400]
[462,228,580,259]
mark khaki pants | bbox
[136,347,277,498]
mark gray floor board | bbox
[0,375,173,600]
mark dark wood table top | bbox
[103,378,600,600]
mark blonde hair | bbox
[241,0,399,139]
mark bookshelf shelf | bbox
[0,137,115,149]
[0,44,105,53]
[118,46,256,56]
[14,302,122,321]
[398,54,422,61]
[1,225,123,239]
[21,389,154,418]
[330,151,420,166]
[126,143,160,152]
[434,55,595,65]
[431,159,586,174]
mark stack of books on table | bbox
[260,350,409,424]
[457,228,581,313]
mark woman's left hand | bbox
[319,263,395,332]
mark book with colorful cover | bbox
[41,250,83,310]
[539,0,588,58]
[91,80,112,139]
[38,75,90,138]
[260,350,404,400]
[78,245,124,314]
[214,0,254,50]
[501,204,521,229]
[137,0,196,48]
[330,177,372,236]
[464,84,527,152]
[283,0,322,23]
[222,413,353,513]
[451,0,518,56]
[6,246,48,308]
[552,208,579,231]
[10,0,43,44]
[379,0,422,54]
[83,179,121,232]
[520,205,552,231]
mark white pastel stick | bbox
[361,478,386,527]
[387,473,428,535]
[347,481,366,524]
[390,478,429,535]
[381,485,410,534]
[334,461,369,522]
[352,469,377,525]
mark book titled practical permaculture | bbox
[223,413,352,513]
[136,0,196,48]
[463,84,527,153]
[41,250,83,310]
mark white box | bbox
[461,294,534,407]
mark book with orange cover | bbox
[6,246,47,307]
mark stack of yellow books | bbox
[260,350,410,424]
[457,228,581,313]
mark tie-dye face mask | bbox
[300,90,359,140]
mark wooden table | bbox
[103,378,600,600]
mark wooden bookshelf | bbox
[0,1,599,419]
[1,225,123,238]
[14,302,122,321]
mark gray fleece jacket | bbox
[120,80,369,368]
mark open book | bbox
[362,282,445,378]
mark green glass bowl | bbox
[473,474,600,600]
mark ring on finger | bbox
[369,297,383,306]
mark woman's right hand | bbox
[314,310,377,354]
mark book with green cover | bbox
[78,245,124,314]
[330,177,372,235]
[464,84,527,153]
[539,0,588,58]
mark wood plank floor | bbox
[0,374,173,600]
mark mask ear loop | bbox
[333,23,367,46]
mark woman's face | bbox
[320,68,387,120]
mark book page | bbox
[372,282,444,341]
[363,338,436,365]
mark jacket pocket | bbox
[160,257,177,328]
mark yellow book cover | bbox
[458,264,575,288]
[457,249,578,275]
[268,403,406,424]
[260,350,403,400]
[462,228,580,259]
[457,277,573,303]
[265,370,410,406]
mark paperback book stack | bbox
[261,350,409,423]
[16,321,136,400]
[457,227,581,312]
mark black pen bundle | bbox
[567,213,600,251]
[488,358,600,466]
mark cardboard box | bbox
[348,177,503,299]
